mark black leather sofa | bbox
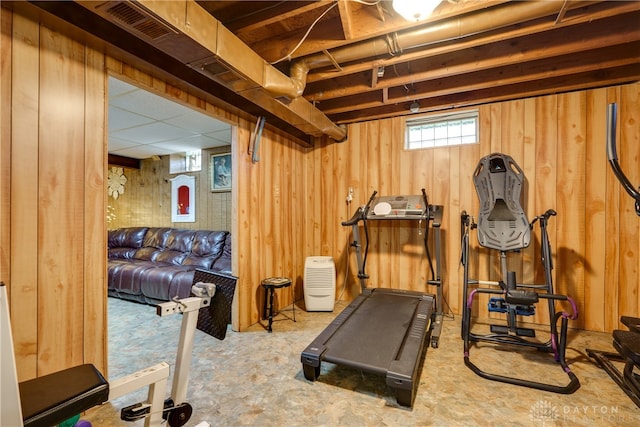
[108,227,231,305]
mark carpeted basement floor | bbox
[83,296,640,426]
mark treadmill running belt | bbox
[324,292,419,373]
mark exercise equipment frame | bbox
[301,189,440,407]
[586,103,640,408]
[460,152,579,394]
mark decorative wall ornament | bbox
[170,174,196,222]
[108,167,127,200]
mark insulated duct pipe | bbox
[265,0,564,99]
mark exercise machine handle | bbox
[363,190,378,217]
[607,103,640,216]
[341,190,378,226]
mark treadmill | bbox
[301,190,442,407]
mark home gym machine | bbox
[586,102,640,408]
[460,153,580,394]
[301,189,443,407]
[2,269,236,427]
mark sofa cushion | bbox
[165,229,196,252]
[182,231,227,268]
[110,260,158,296]
[143,228,174,249]
[152,229,196,265]
[108,227,149,259]
[211,234,232,274]
[139,265,193,302]
[133,247,158,261]
[108,227,148,249]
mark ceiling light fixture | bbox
[410,101,420,113]
[392,0,441,22]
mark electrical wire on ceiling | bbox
[269,0,386,65]
[271,1,339,65]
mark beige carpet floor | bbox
[82,296,640,426]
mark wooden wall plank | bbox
[10,11,40,381]
[83,46,108,374]
[584,88,608,331]
[532,95,558,324]
[38,25,86,374]
[0,5,11,292]
[556,91,587,328]
[618,84,640,322]
[522,98,537,286]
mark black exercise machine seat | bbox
[20,364,109,427]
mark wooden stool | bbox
[261,277,296,332]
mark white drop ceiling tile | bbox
[164,111,231,134]
[154,135,219,151]
[206,128,232,142]
[108,76,233,159]
[108,76,138,98]
[179,134,222,148]
[109,105,155,131]
[111,122,195,144]
[111,144,175,159]
[110,89,188,122]
[107,136,139,151]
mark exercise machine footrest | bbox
[490,324,536,337]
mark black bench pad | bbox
[621,316,640,332]
[20,363,109,427]
[613,330,640,366]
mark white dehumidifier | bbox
[304,256,336,311]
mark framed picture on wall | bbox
[211,153,231,192]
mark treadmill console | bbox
[370,195,426,218]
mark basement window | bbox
[405,110,479,150]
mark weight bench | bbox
[585,103,640,408]
[2,283,108,427]
[587,316,640,408]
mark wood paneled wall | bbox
[108,147,232,231]
[2,3,638,386]
[314,83,640,332]
[1,7,107,380]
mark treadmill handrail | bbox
[341,207,364,226]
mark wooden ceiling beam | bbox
[303,13,640,102]
[328,65,640,124]
[337,0,354,40]
[305,2,640,84]
[319,53,640,116]
[244,0,514,61]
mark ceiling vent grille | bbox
[102,1,176,40]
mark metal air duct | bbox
[76,0,347,142]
